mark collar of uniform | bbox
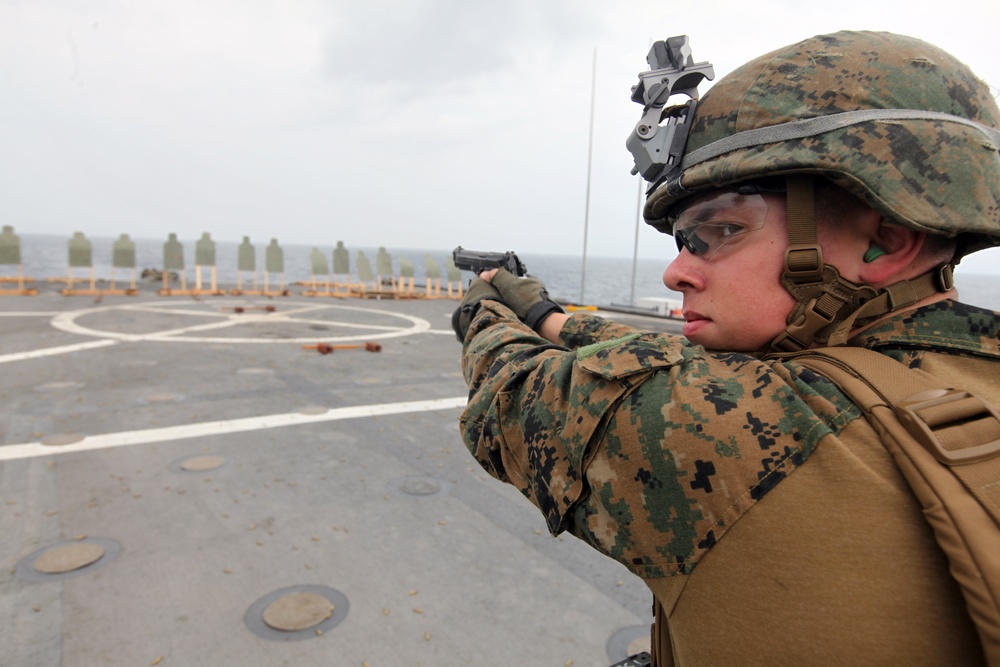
[847,300,1000,359]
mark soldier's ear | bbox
[857,221,924,286]
[863,245,886,263]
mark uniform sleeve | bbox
[460,300,682,535]
[459,300,860,579]
[556,311,650,349]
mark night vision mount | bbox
[626,36,715,185]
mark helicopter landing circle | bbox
[49,301,433,344]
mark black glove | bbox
[490,269,564,331]
[451,278,504,342]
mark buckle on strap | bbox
[935,263,955,292]
[784,244,824,282]
[896,389,1000,465]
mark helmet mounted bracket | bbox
[626,36,715,186]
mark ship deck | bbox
[1,283,682,667]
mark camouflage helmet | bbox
[644,30,1000,258]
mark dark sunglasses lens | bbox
[676,230,708,256]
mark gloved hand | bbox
[489,269,565,331]
[451,277,504,342]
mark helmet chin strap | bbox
[768,175,955,354]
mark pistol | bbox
[452,246,527,277]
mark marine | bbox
[454,31,1000,665]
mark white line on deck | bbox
[0,396,469,462]
[0,339,120,364]
[49,301,433,344]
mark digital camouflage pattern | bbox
[460,299,1000,581]
[854,299,1000,359]
[644,31,1000,257]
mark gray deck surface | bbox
[1,283,682,667]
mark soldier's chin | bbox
[682,322,762,353]
[682,318,710,341]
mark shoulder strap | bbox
[791,347,1000,665]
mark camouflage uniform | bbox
[460,298,994,664]
[458,29,1000,666]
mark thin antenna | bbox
[580,47,596,304]
[629,174,643,306]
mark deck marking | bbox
[0,396,468,461]
[0,339,119,364]
[49,301,432,344]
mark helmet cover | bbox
[644,30,1000,257]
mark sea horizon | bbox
[4,232,1000,312]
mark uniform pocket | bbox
[493,334,684,534]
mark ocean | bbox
[5,233,1000,312]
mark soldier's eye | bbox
[675,222,752,258]
[668,191,771,259]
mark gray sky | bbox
[3,0,1000,273]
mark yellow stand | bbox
[0,267,37,295]
[425,277,442,298]
[230,271,263,296]
[159,270,196,296]
[103,266,138,296]
[193,265,224,296]
[61,266,102,296]
[262,271,289,297]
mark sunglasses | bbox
[670,191,770,259]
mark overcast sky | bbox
[3,0,1000,273]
